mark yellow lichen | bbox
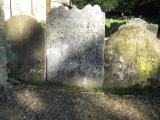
[105,23,160,88]
[137,57,152,77]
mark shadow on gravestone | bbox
[46,5,105,88]
[0,6,7,86]
[5,15,45,82]
[105,22,126,37]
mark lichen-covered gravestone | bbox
[46,5,105,87]
[105,18,160,88]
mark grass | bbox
[19,78,160,96]
[104,85,160,97]
[105,18,128,27]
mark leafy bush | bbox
[105,19,127,27]
[71,0,119,11]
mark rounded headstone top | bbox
[5,15,41,42]
[119,18,159,36]
[93,5,102,13]
[48,4,104,22]
[119,18,148,30]
[50,4,103,14]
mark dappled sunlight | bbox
[15,88,47,112]
[0,85,160,120]
[5,15,45,82]
[5,15,40,42]
[104,19,160,88]
[46,5,105,87]
[89,93,159,120]
[0,0,159,120]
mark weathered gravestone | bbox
[5,15,45,82]
[0,47,7,85]
[46,5,105,87]
[0,7,7,86]
[124,18,159,36]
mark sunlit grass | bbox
[105,18,128,27]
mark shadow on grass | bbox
[22,78,160,97]
[106,87,160,97]
[104,81,160,97]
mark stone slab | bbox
[46,5,105,87]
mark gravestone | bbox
[0,7,7,86]
[0,47,7,85]
[46,5,105,87]
[5,15,45,82]
[51,0,70,9]
[122,18,159,36]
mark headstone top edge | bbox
[50,4,104,14]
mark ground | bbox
[0,85,160,120]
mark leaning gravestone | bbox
[46,5,105,87]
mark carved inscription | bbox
[46,5,105,87]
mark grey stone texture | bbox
[0,7,7,86]
[105,18,160,88]
[46,5,105,87]
[0,47,7,85]
[5,15,45,82]
[0,0,3,5]
[119,18,159,36]
[147,24,159,37]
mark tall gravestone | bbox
[46,5,105,87]
[0,4,7,86]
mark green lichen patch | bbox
[105,23,160,89]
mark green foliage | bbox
[106,86,160,96]
[93,0,118,11]
[71,0,160,12]
[106,78,160,96]
[71,0,118,11]
[117,0,160,12]
[40,20,47,28]
[71,0,86,9]
[105,18,127,27]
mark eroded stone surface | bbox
[0,7,7,86]
[119,18,159,36]
[5,15,45,82]
[0,47,7,85]
[46,5,105,87]
[105,19,160,88]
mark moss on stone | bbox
[5,15,45,83]
[105,22,160,88]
